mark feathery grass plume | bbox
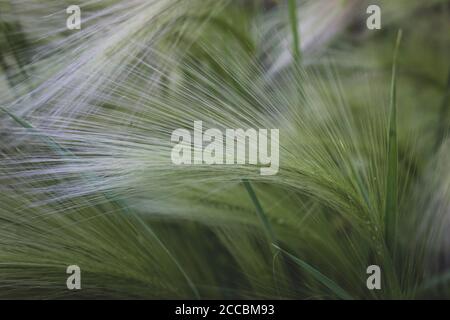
[0,0,450,299]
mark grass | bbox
[287,0,301,64]
[242,179,278,246]
[384,30,402,254]
[0,0,449,299]
[274,245,353,300]
[0,106,201,299]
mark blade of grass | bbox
[288,0,301,64]
[0,106,73,156]
[242,179,295,297]
[384,30,402,252]
[242,179,278,247]
[273,244,353,300]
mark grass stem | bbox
[288,0,301,64]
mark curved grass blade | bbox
[242,179,278,247]
[273,244,353,300]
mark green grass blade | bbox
[1,106,33,128]
[1,106,74,157]
[288,0,301,64]
[132,214,201,299]
[384,30,402,251]
[242,179,278,246]
[274,245,353,300]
